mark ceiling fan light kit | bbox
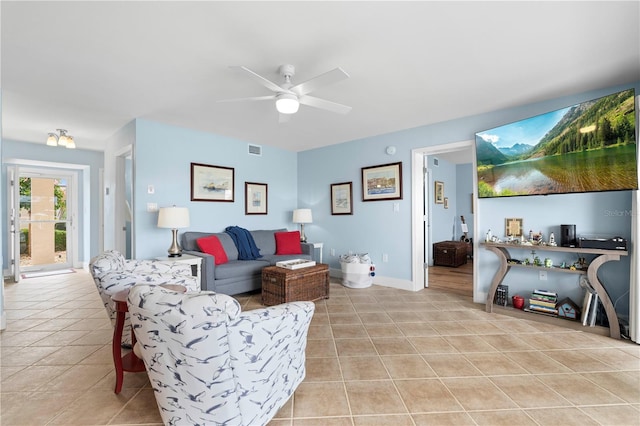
[221,64,352,119]
[275,93,299,114]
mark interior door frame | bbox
[411,140,477,294]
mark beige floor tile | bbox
[581,371,640,403]
[293,382,351,417]
[339,356,390,380]
[4,269,638,426]
[536,373,626,405]
[357,312,393,323]
[364,323,403,337]
[335,339,377,356]
[380,354,436,379]
[394,378,463,413]
[525,407,600,425]
[422,353,482,378]
[464,352,529,376]
[332,323,368,338]
[371,337,417,355]
[490,375,572,408]
[353,414,414,425]
[468,409,538,425]
[407,336,458,354]
[579,404,640,425]
[444,335,498,353]
[305,357,342,381]
[441,377,518,410]
[412,411,475,425]
[345,380,406,415]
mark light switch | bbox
[148,185,155,194]
[393,203,400,212]
[147,203,158,212]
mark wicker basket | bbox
[261,264,329,306]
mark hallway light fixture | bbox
[46,129,76,149]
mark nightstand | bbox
[155,254,202,285]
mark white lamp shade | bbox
[276,93,300,114]
[157,206,190,229]
[46,134,58,146]
[293,208,313,224]
[65,136,76,149]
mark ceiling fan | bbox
[219,64,352,122]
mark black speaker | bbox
[561,224,576,247]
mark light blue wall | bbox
[299,81,638,317]
[1,140,104,265]
[133,119,299,259]
[430,156,458,245]
[456,163,474,241]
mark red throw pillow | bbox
[275,231,303,255]
[196,235,228,265]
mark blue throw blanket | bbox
[225,226,262,260]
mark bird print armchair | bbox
[127,284,315,426]
[89,250,199,346]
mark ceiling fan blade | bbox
[278,113,292,124]
[299,95,352,115]
[230,66,293,94]
[290,67,350,96]
[217,95,276,103]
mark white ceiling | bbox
[2,1,639,153]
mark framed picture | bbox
[361,161,402,201]
[444,197,449,209]
[331,182,353,215]
[434,181,444,204]
[190,162,234,202]
[245,182,268,215]
[505,217,523,237]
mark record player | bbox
[578,235,627,251]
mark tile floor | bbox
[1,269,639,425]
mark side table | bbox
[111,284,186,393]
[111,289,146,394]
[155,254,202,286]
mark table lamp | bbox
[157,206,190,257]
[292,208,313,242]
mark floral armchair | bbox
[127,284,315,426]
[89,250,199,346]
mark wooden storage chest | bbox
[433,241,468,267]
[261,263,330,306]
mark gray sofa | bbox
[182,228,313,295]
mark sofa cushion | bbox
[275,231,303,255]
[196,235,229,265]
[214,260,268,280]
[251,229,286,255]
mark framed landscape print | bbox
[245,182,268,215]
[331,182,353,215]
[434,181,444,204]
[361,162,402,201]
[191,163,234,202]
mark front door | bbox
[10,168,74,279]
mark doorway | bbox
[8,166,78,281]
[411,140,477,297]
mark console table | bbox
[481,242,627,339]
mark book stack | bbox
[580,279,599,327]
[494,284,508,306]
[526,289,558,316]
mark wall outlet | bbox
[330,248,335,256]
[539,270,548,281]
[382,253,388,262]
[147,203,158,212]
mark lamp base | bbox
[300,224,307,243]
[167,229,183,257]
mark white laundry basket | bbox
[340,254,375,289]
